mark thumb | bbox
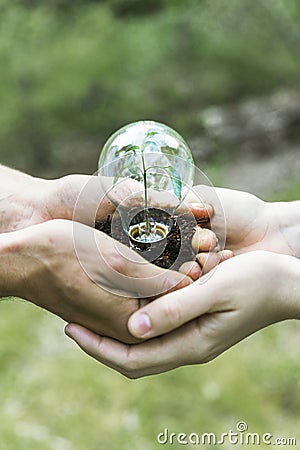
[110,241,193,298]
[91,230,192,299]
[128,278,214,338]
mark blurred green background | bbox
[0,0,300,449]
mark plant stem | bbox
[141,150,150,235]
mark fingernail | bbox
[129,312,152,338]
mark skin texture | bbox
[0,219,192,344]
[65,187,300,378]
[179,227,234,280]
[65,251,300,378]
[191,186,300,257]
[3,165,298,375]
[0,165,211,344]
[0,167,116,232]
[0,167,212,232]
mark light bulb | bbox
[98,121,195,258]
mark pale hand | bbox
[66,251,300,377]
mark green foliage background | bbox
[0,1,300,449]
[0,0,300,176]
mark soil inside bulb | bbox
[95,208,210,269]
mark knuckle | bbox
[220,249,234,262]
[201,252,220,273]
[158,272,179,295]
[198,349,218,364]
[163,298,183,328]
[203,229,217,250]
[179,261,201,280]
[196,252,208,267]
[190,345,217,365]
[192,320,219,364]
[191,228,202,251]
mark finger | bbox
[220,249,234,262]
[117,253,193,297]
[192,227,218,253]
[177,191,213,220]
[65,321,211,378]
[148,188,213,223]
[186,203,213,221]
[65,324,132,374]
[183,188,214,218]
[179,260,202,280]
[128,280,214,339]
[196,249,234,274]
[196,252,221,274]
[96,232,192,298]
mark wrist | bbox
[0,232,25,297]
[264,201,300,257]
[49,174,115,225]
[0,175,52,233]
[0,224,50,301]
[278,254,300,320]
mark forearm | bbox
[0,165,85,233]
[0,231,24,297]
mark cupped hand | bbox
[4,173,212,231]
[1,219,190,344]
[186,186,300,258]
[65,251,298,377]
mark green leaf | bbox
[114,144,139,157]
[166,166,182,200]
[145,131,158,139]
[142,139,159,149]
[128,165,143,181]
[142,131,160,152]
[113,162,142,186]
[160,145,179,158]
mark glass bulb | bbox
[98,121,195,254]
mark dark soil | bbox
[95,208,210,270]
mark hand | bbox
[0,170,117,232]
[186,186,300,257]
[0,166,150,231]
[65,251,300,377]
[179,227,234,279]
[181,186,300,276]
[0,167,212,232]
[0,219,191,343]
